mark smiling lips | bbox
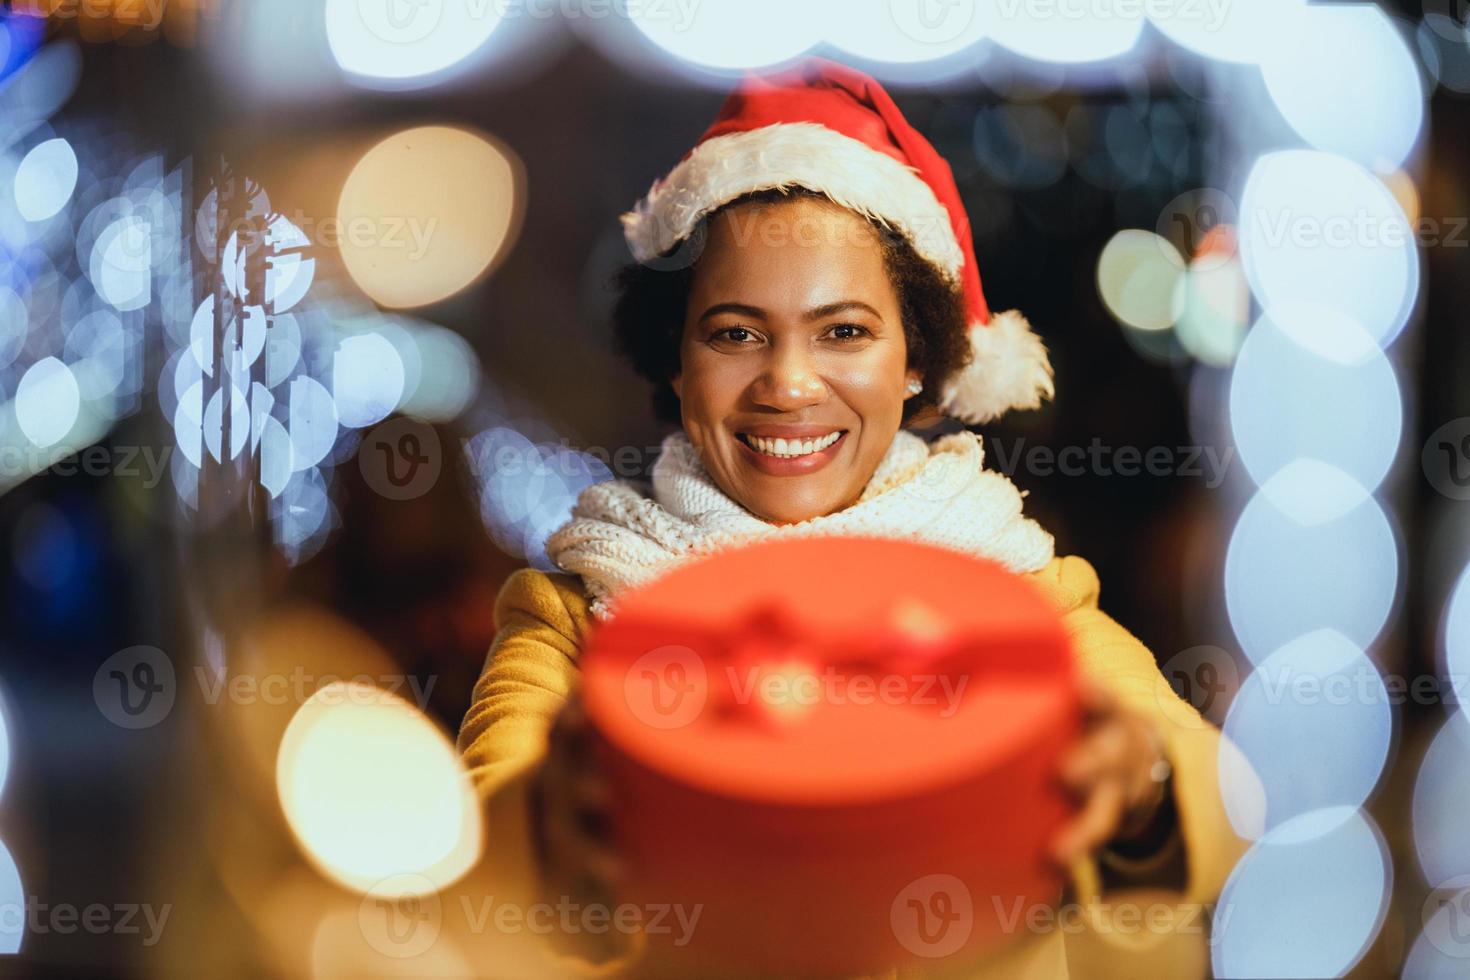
[742,431,843,458]
[735,428,849,475]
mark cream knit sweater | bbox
[546,428,1056,619]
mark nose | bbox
[750,344,827,412]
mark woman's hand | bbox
[1050,678,1173,867]
[530,692,623,910]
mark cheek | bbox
[827,354,907,418]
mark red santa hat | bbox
[620,57,1053,425]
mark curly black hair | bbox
[610,187,973,425]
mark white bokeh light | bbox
[325,0,508,88]
[90,214,151,312]
[1443,564,1470,712]
[1239,151,1419,349]
[1149,0,1305,64]
[1413,710,1470,887]
[1222,630,1391,838]
[982,0,1144,64]
[15,357,80,449]
[1229,304,1402,494]
[14,137,78,222]
[331,331,405,429]
[1226,460,1398,664]
[0,839,20,953]
[1213,807,1390,979]
[287,375,338,472]
[1259,4,1424,171]
[629,0,818,70]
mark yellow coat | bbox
[457,555,1249,979]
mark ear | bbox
[670,374,683,400]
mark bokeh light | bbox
[275,681,482,896]
[1213,807,1390,979]
[1445,563,1470,711]
[1229,305,1402,494]
[1413,710,1470,887]
[0,839,20,954]
[330,331,404,429]
[984,0,1144,64]
[324,0,507,89]
[1239,150,1419,349]
[1259,4,1424,171]
[15,356,79,449]
[629,0,817,70]
[1225,460,1397,664]
[1148,0,1305,65]
[337,126,522,309]
[1096,229,1185,333]
[1221,630,1391,838]
[14,137,78,222]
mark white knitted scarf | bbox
[546,429,1056,619]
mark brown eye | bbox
[712,326,757,345]
[828,323,871,341]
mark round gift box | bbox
[580,536,1081,977]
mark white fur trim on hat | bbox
[620,121,965,281]
[940,309,1055,425]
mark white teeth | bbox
[744,431,842,458]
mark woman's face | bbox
[672,197,921,525]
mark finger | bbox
[1076,676,1119,719]
[1059,721,1132,789]
[1051,779,1126,865]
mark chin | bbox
[743,484,848,525]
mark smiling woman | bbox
[458,56,1249,979]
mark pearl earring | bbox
[906,379,924,396]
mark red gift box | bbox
[580,537,1081,977]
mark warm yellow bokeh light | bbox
[337,126,522,310]
[1097,229,1186,333]
[276,681,482,896]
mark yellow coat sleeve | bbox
[1022,555,1249,908]
[455,568,590,913]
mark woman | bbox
[458,58,1246,979]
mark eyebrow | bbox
[695,300,885,323]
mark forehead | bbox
[690,197,894,309]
